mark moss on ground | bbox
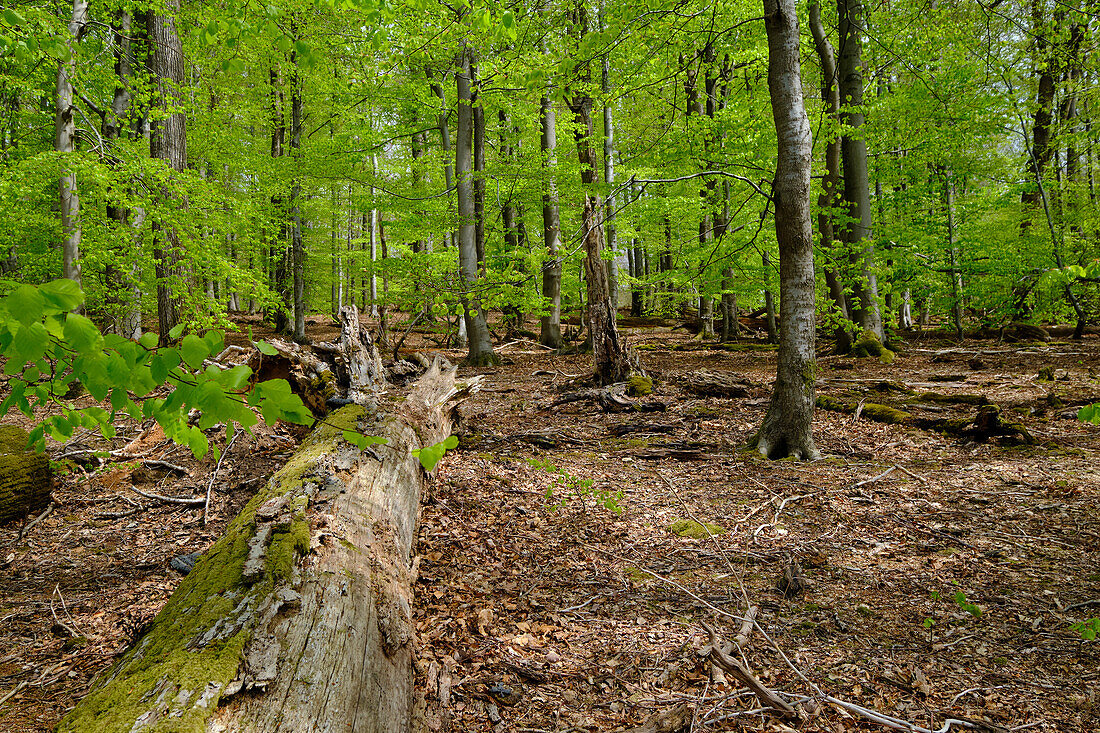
[815,395,911,424]
[668,518,725,538]
[626,375,653,397]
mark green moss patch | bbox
[815,395,911,424]
[668,518,725,538]
[626,375,653,397]
[851,331,896,364]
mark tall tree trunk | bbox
[808,0,853,352]
[943,170,964,339]
[569,4,635,385]
[55,0,88,294]
[540,82,563,348]
[837,0,882,341]
[290,50,305,342]
[148,0,187,344]
[1021,0,1056,218]
[602,49,619,306]
[103,10,142,337]
[455,47,497,365]
[472,62,486,273]
[752,0,820,461]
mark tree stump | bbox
[59,362,479,733]
[0,425,51,524]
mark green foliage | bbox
[1072,617,1100,641]
[952,590,982,618]
[0,281,311,458]
[527,457,622,514]
[413,434,458,471]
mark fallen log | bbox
[59,361,479,733]
[676,369,752,398]
[0,425,51,524]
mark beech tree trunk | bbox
[837,0,883,342]
[455,47,497,365]
[148,0,187,344]
[753,0,820,461]
[290,49,306,342]
[540,83,563,348]
[808,0,853,353]
[60,355,475,733]
[103,10,142,337]
[55,0,87,294]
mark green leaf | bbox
[255,340,278,356]
[188,427,209,459]
[181,335,210,369]
[63,313,104,355]
[168,323,186,339]
[1078,403,1100,424]
[11,322,49,364]
[342,431,388,450]
[3,9,25,26]
[139,332,159,349]
[7,285,44,325]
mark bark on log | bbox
[0,426,51,524]
[59,362,479,733]
[677,369,752,398]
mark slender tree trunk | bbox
[471,61,486,272]
[753,0,820,461]
[539,84,563,348]
[569,5,635,384]
[290,51,305,342]
[837,0,882,341]
[808,0,853,352]
[763,250,778,342]
[56,0,88,295]
[602,50,619,305]
[103,10,142,337]
[455,47,496,365]
[148,0,187,343]
[944,171,964,339]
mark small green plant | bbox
[527,457,622,514]
[413,435,459,471]
[952,590,982,617]
[1072,617,1100,641]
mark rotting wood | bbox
[59,361,480,733]
[676,369,753,398]
[549,382,666,413]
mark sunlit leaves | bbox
[0,281,312,459]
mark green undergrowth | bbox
[59,406,365,733]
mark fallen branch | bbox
[0,680,26,709]
[130,487,205,505]
[701,623,798,720]
[16,502,54,542]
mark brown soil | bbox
[2,318,1099,732]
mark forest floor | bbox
[1,317,1099,732]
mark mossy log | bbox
[60,362,478,733]
[0,425,51,524]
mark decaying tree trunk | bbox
[0,426,51,524]
[60,362,478,733]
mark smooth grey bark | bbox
[148,0,187,344]
[752,0,820,460]
[837,0,882,341]
[539,84,563,348]
[808,0,853,352]
[369,154,379,318]
[455,48,497,365]
[472,62,486,272]
[102,10,142,337]
[943,171,964,339]
[55,0,87,293]
[601,51,618,303]
[290,52,305,342]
